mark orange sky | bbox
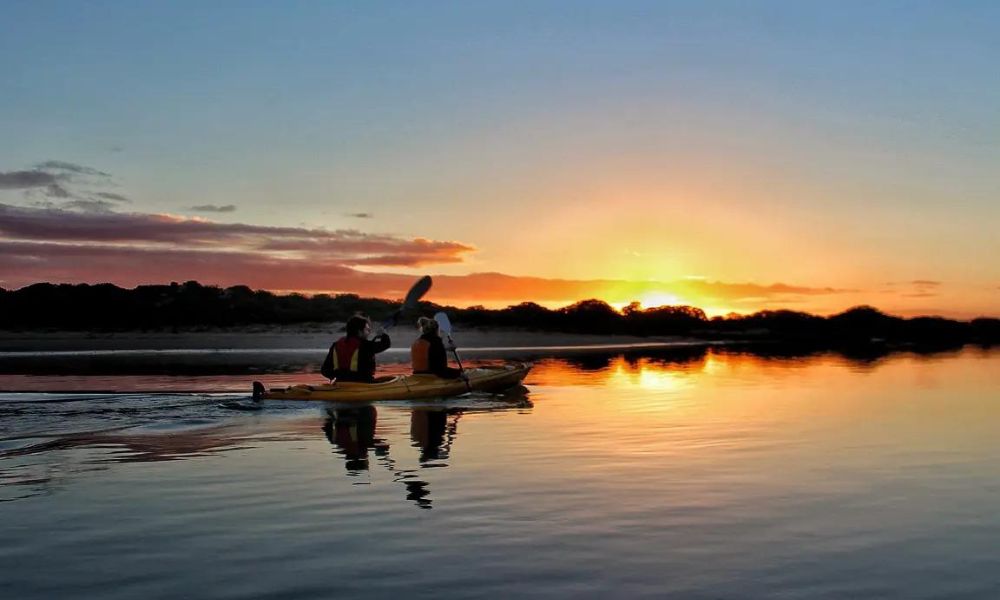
[1,201,994,318]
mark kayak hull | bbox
[256,362,532,402]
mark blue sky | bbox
[2,1,998,315]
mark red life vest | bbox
[332,336,361,372]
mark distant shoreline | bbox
[3,322,998,353]
[4,283,997,348]
[1,324,993,361]
[1,326,994,388]
[0,326,700,353]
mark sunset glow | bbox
[638,293,683,310]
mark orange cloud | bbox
[0,203,474,272]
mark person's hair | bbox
[345,315,371,337]
[417,316,439,335]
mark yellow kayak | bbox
[253,362,532,402]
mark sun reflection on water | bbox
[606,360,690,394]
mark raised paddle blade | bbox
[433,312,453,336]
[402,275,433,311]
[379,276,433,331]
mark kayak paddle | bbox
[434,311,472,392]
[379,275,433,331]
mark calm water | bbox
[2,346,999,599]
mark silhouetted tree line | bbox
[0,282,997,344]
[0,282,396,331]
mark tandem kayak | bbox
[253,362,532,402]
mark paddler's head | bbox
[417,316,439,336]
[346,315,371,338]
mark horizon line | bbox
[3,279,997,322]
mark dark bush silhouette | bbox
[560,299,621,334]
[0,281,996,345]
[970,318,1000,342]
[624,304,707,335]
[826,306,904,340]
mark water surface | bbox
[2,346,999,599]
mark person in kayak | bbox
[410,316,463,379]
[321,315,391,382]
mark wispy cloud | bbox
[61,199,119,213]
[190,204,236,213]
[0,203,477,291]
[257,235,472,265]
[347,212,373,218]
[33,161,110,178]
[43,184,72,198]
[1,161,121,208]
[96,192,131,203]
[0,170,62,190]
[886,280,943,288]
[886,280,944,297]
[0,204,473,258]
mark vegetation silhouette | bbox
[1,281,997,346]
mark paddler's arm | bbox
[369,333,391,353]
[320,345,336,380]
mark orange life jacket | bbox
[411,338,431,373]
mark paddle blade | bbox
[378,276,431,331]
[434,312,453,336]
[402,276,433,311]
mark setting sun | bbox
[637,292,684,309]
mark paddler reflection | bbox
[323,405,462,509]
[321,405,387,474]
[323,389,531,507]
[410,408,459,463]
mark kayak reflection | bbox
[322,392,531,509]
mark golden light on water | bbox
[524,351,1000,451]
[602,362,688,394]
